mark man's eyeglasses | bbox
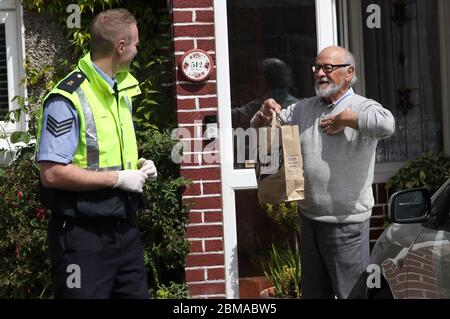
[312,64,351,74]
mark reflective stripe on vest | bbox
[124,95,132,112]
[123,96,132,170]
[76,87,100,169]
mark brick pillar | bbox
[170,0,225,298]
[370,183,396,250]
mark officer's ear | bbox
[116,39,126,55]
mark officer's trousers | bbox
[47,214,148,299]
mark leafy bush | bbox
[136,129,191,293]
[0,158,51,298]
[386,151,450,195]
[155,281,190,299]
[261,202,299,235]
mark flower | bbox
[35,207,45,222]
[17,191,23,200]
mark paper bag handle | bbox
[270,110,286,127]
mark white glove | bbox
[138,158,158,181]
[113,170,148,193]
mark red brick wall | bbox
[170,0,225,299]
[370,183,394,250]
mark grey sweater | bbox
[264,92,395,223]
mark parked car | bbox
[366,179,450,299]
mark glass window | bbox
[362,0,443,162]
[227,0,317,169]
[0,23,8,121]
[226,0,317,298]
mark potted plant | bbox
[259,201,302,298]
[260,243,301,299]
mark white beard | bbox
[315,80,345,98]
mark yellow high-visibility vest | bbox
[37,52,140,171]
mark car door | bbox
[406,227,450,298]
[405,179,450,298]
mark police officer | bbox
[36,9,156,298]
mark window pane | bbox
[362,0,443,162]
[0,23,8,121]
[227,0,317,169]
[226,0,317,298]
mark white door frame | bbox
[0,0,26,151]
[214,0,339,298]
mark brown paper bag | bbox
[255,117,304,204]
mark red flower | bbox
[36,207,45,222]
[15,244,20,258]
[17,191,23,200]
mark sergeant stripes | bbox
[46,115,74,137]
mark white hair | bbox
[343,49,358,87]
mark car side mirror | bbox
[388,188,431,224]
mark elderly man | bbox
[252,46,395,298]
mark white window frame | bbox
[0,0,27,151]
[214,0,339,298]
[345,0,450,182]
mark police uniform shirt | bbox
[37,63,117,164]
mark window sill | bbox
[374,161,405,184]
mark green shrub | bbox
[155,281,190,299]
[136,129,191,293]
[261,202,299,235]
[0,158,51,298]
[386,151,450,195]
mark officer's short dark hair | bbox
[90,8,137,59]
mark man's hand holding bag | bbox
[255,111,304,204]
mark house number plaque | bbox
[179,49,213,82]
